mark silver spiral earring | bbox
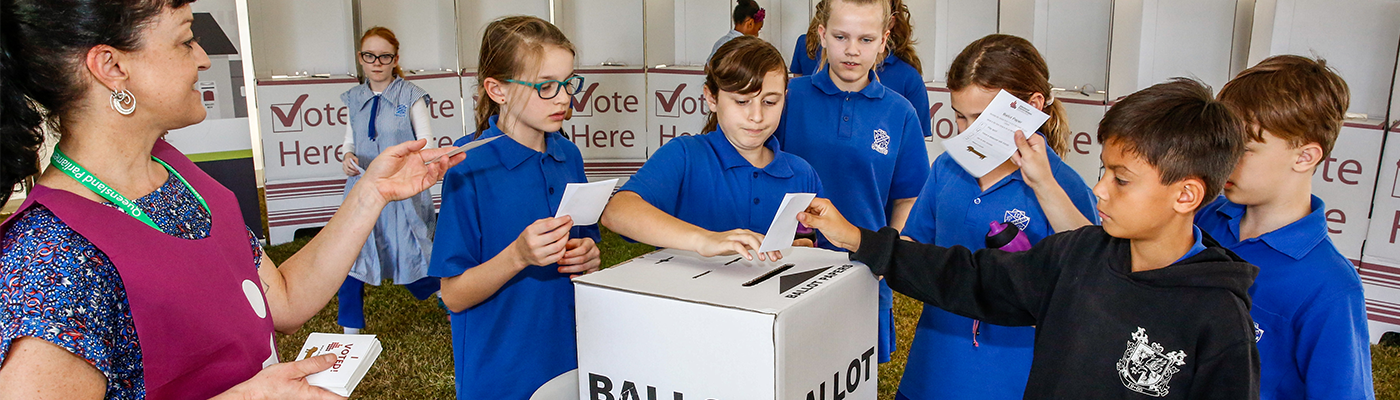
[110,88,136,115]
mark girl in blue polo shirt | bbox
[429,16,601,400]
[895,34,1097,400]
[775,0,931,363]
[603,37,821,261]
[792,0,928,138]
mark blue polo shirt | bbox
[877,55,931,137]
[429,115,601,400]
[620,129,823,234]
[790,34,821,77]
[1196,196,1374,400]
[898,148,1096,400]
[776,66,930,363]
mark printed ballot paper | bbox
[941,89,1050,177]
[758,193,817,252]
[555,178,619,226]
[295,333,383,397]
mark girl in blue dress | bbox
[428,16,601,400]
[895,34,1098,400]
[336,26,442,335]
[602,36,822,261]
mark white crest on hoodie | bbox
[1116,327,1187,397]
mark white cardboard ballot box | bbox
[574,247,879,400]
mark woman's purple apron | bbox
[0,140,276,399]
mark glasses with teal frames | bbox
[505,75,586,99]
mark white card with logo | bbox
[941,89,1050,177]
[555,178,619,226]
[758,193,817,252]
[295,333,383,397]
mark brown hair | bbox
[811,0,892,73]
[804,0,828,60]
[474,16,576,134]
[1098,78,1246,203]
[1217,55,1349,160]
[360,27,403,79]
[883,0,921,74]
[702,36,789,133]
[947,34,1070,155]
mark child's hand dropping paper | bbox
[758,193,818,252]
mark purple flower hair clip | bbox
[753,8,766,23]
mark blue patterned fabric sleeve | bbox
[1,173,264,400]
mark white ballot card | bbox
[422,134,501,165]
[758,193,817,252]
[941,90,1050,177]
[555,178,619,226]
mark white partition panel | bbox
[360,0,458,72]
[247,0,355,78]
[1107,0,1251,100]
[772,0,816,66]
[920,0,997,86]
[1249,0,1400,120]
[557,0,646,66]
[456,0,553,69]
[673,0,733,66]
[1002,0,1112,101]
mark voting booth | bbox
[248,0,361,244]
[643,0,723,159]
[556,0,650,181]
[575,248,879,400]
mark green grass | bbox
[270,229,1400,399]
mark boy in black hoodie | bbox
[798,78,1260,399]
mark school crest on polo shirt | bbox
[871,129,890,155]
[1004,209,1030,230]
[1116,327,1186,397]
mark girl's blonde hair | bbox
[474,16,576,134]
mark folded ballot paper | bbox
[295,333,383,396]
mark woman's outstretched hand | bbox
[359,139,465,204]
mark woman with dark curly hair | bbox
[0,1,463,398]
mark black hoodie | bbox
[853,225,1260,399]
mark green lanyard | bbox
[49,148,209,233]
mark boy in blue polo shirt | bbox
[603,37,822,260]
[800,78,1260,399]
[775,0,930,363]
[1197,55,1374,400]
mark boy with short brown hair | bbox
[1198,55,1374,400]
[801,78,1260,399]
